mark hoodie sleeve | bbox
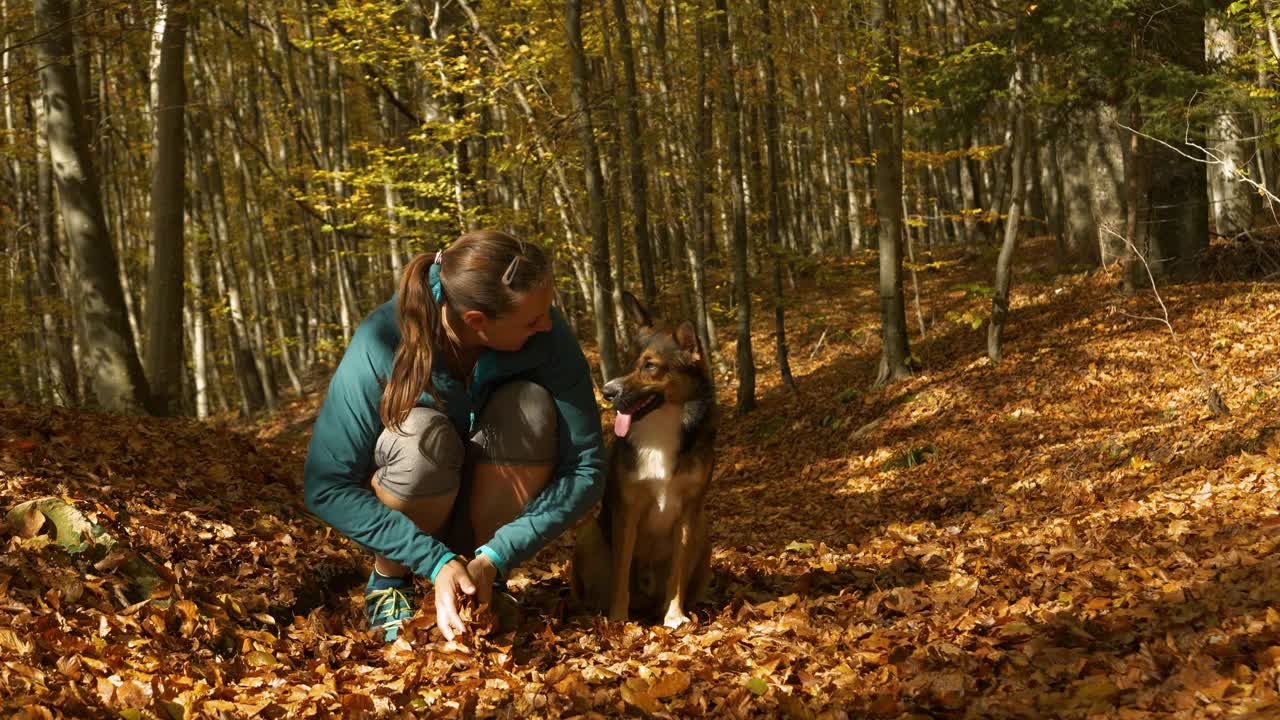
[474,308,605,574]
[302,313,459,582]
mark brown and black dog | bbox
[572,293,717,627]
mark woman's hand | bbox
[433,557,475,641]
[467,554,498,608]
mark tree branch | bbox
[1102,225,1230,417]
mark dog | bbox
[572,292,717,628]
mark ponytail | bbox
[379,231,551,432]
[380,253,442,433]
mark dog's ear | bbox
[676,321,701,361]
[622,291,653,330]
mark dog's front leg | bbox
[661,512,695,628]
[608,501,640,622]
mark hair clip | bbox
[502,256,522,286]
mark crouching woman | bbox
[303,231,604,641]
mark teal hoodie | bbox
[303,265,604,582]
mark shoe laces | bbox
[367,586,413,632]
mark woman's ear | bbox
[462,308,488,332]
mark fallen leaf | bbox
[115,679,151,710]
[12,504,45,538]
[650,670,690,699]
[1070,675,1120,706]
[245,650,278,668]
[621,677,659,713]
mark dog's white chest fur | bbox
[628,403,684,514]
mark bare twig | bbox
[1117,121,1280,226]
[1102,225,1230,417]
[808,328,828,361]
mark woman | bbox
[303,231,604,642]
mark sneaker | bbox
[365,571,415,642]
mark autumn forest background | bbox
[3,0,1280,717]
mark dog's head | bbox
[602,293,710,438]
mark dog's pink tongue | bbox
[614,411,633,438]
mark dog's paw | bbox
[662,611,691,629]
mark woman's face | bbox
[467,280,555,352]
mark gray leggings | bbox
[373,380,558,501]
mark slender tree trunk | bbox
[379,94,405,278]
[871,0,912,384]
[35,0,149,413]
[1044,136,1066,262]
[611,0,656,308]
[989,62,1027,364]
[426,1,473,229]
[187,234,209,418]
[691,14,721,379]
[567,0,620,381]
[214,246,266,415]
[958,140,981,247]
[1025,116,1047,236]
[1262,0,1280,62]
[759,0,793,391]
[598,12,631,357]
[690,12,720,375]
[715,0,755,414]
[903,194,926,339]
[1122,100,1148,294]
[144,0,189,415]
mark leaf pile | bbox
[4,241,1280,718]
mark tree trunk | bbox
[30,65,78,405]
[598,12,631,358]
[566,0,620,382]
[689,10,721,379]
[1043,136,1066,262]
[959,136,985,246]
[1122,100,1148,294]
[716,0,755,414]
[1206,17,1257,235]
[759,0,794,391]
[35,0,149,413]
[611,0,656,309]
[1059,123,1100,267]
[186,234,209,418]
[1141,7,1209,280]
[1089,106,1127,268]
[144,0,189,415]
[989,62,1027,364]
[1263,0,1280,63]
[871,0,912,385]
[1025,115,1047,236]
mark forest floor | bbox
[3,237,1280,719]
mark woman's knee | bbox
[471,381,558,466]
[373,407,465,504]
